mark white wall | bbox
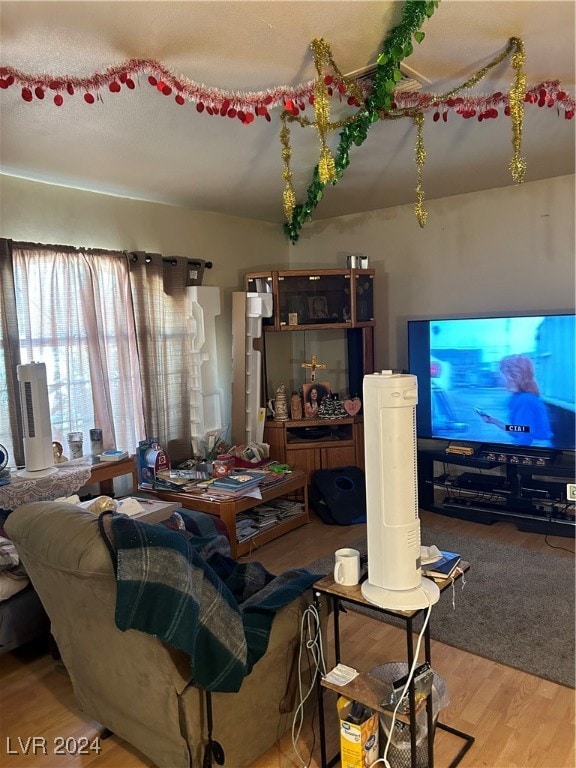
[3,174,574,446]
[288,175,575,371]
[0,175,290,442]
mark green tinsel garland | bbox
[284,0,439,243]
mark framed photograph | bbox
[308,295,329,320]
[303,381,331,418]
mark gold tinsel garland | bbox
[281,38,365,217]
[406,38,527,225]
[282,36,529,228]
[312,39,335,185]
[281,119,296,220]
[413,112,427,227]
[509,37,527,183]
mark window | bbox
[1,242,145,464]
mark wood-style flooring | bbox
[1,509,574,768]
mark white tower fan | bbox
[361,372,439,610]
[17,362,57,477]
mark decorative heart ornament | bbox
[343,398,361,416]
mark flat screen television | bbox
[408,313,576,455]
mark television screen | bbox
[408,313,576,453]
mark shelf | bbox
[322,672,394,717]
[236,511,309,557]
[438,500,575,535]
[286,423,354,447]
[418,446,575,536]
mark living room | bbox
[1,2,575,767]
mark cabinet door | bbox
[321,446,356,469]
[285,446,319,478]
[277,272,350,328]
[352,272,374,324]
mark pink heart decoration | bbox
[343,398,361,416]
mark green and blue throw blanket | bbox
[99,509,320,692]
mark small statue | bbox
[290,392,303,420]
[273,384,289,421]
[52,441,68,463]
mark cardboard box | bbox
[338,697,379,768]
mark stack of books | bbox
[235,499,304,543]
[421,549,461,581]
[210,470,265,498]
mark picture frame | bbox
[303,381,331,418]
[308,295,329,320]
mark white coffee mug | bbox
[334,548,360,586]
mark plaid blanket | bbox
[101,509,320,692]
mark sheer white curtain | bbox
[12,244,145,455]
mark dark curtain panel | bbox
[129,253,192,461]
[0,238,24,466]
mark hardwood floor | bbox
[1,509,574,768]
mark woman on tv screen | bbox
[479,354,553,447]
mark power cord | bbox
[368,591,434,768]
[449,565,466,609]
[291,601,327,767]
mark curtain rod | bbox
[127,252,213,269]
[14,241,123,256]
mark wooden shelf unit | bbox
[244,269,375,481]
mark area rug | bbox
[308,527,575,688]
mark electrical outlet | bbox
[567,483,576,502]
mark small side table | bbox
[86,455,138,496]
[314,568,474,768]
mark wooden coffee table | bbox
[143,469,309,558]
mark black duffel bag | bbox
[309,466,366,525]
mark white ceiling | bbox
[1,1,575,226]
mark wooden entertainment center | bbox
[244,268,375,482]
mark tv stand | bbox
[417,443,575,537]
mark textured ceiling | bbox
[1,1,575,224]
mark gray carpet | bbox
[308,527,575,688]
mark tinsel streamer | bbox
[413,112,427,227]
[280,116,296,221]
[280,35,366,219]
[427,37,518,104]
[385,80,575,119]
[285,0,436,242]
[311,39,336,184]
[382,37,523,122]
[508,37,527,183]
[0,57,321,117]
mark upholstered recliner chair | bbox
[6,501,326,768]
